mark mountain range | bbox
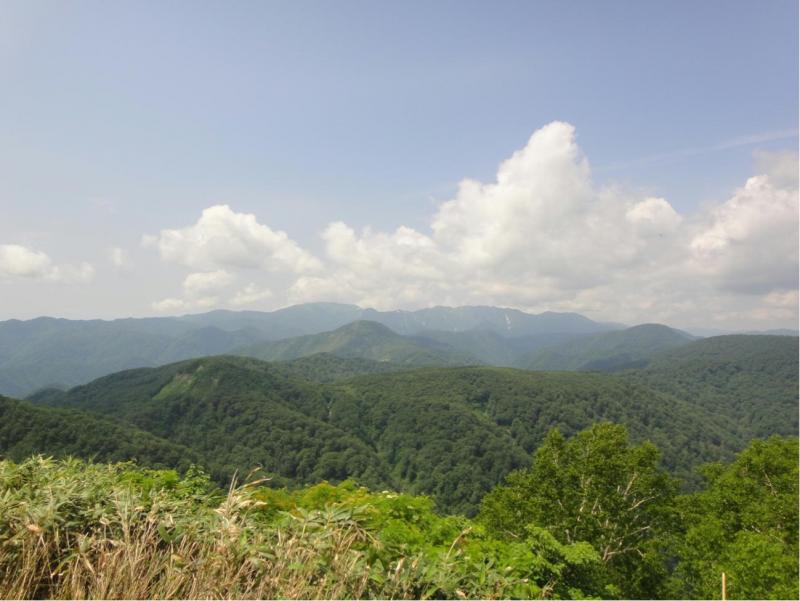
[6,329,796,514]
[0,303,794,397]
[0,303,614,396]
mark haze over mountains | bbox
[0,302,795,397]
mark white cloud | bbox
[146,123,798,328]
[230,283,273,306]
[145,204,322,274]
[183,270,234,296]
[151,297,187,313]
[151,294,218,313]
[689,174,798,294]
[0,244,94,283]
[290,122,798,327]
[0,244,51,278]
[108,247,132,272]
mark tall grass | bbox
[0,457,564,599]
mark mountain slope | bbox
[359,306,619,337]
[236,321,481,366]
[28,352,793,513]
[0,317,271,396]
[39,356,394,489]
[625,335,799,439]
[328,366,743,489]
[0,395,196,468]
[416,329,588,367]
[273,353,410,383]
[526,323,695,371]
[36,356,528,514]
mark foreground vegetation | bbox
[1,425,796,600]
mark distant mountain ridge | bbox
[0,303,618,396]
[526,324,696,371]
[235,320,481,367]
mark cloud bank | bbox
[145,122,798,328]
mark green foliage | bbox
[37,357,395,490]
[0,456,604,599]
[673,436,799,600]
[626,335,799,440]
[0,429,797,598]
[28,350,794,514]
[333,366,747,493]
[0,395,197,470]
[479,423,678,598]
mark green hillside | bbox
[0,395,195,468]
[27,338,797,515]
[527,323,694,371]
[626,335,799,439]
[38,357,528,515]
[329,367,741,489]
[39,357,394,490]
[416,329,585,367]
[274,352,410,383]
[236,320,480,366]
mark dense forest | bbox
[1,428,795,599]
[14,331,798,515]
[624,335,799,438]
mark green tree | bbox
[479,422,677,598]
[674,436,799,600]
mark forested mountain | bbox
[235,320,481,367]
[0,395,195,468]
[526,323,695,371]
[32,357,395,491]
[329,366,745,492]
[0,303,616,396]
[28,350,796,514]
[414,329,587,367]
[0,317,268,396]
[625,335,799,439]
[356,305,620,336]
[273,353,410,383]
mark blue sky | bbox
[0,0,798,329]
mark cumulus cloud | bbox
[290,122,696,310]
[689,173,798,295]
[151,297,187,313]
[144,205,322,274]
[0,244,94,283]
[230,283,273,306]
[183,270,234,296]
[290,122,797,326]
[146,123,798,328]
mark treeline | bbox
[0,424,796,600]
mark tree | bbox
[674,436,799,600]
[479,422,677,598]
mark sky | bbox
[0,0,798,331]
